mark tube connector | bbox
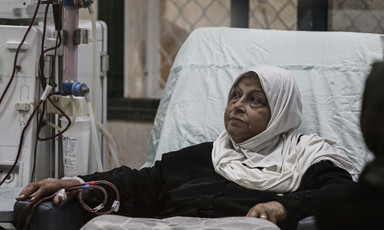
[61,81,90,96]
[41,85,53,101]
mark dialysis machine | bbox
[0,0,108,191]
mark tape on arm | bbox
[55,188,67,205]
[61,176,85,184]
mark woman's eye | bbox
[250,96,261,104]
[231,91,241,99]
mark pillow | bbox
[145,27,384,177]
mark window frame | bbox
[101,0,328,121]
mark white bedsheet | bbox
[145,27,384,177]
[81,215,280,230]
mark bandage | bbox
[56,188,67,205]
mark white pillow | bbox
[145,27,384,176]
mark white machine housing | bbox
[0,20,108,188]
[0,0,45,20]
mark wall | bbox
[105,121,153,170]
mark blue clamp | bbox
[64,0,75,7]
[61,81,89,96]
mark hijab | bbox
[212,65,356,193]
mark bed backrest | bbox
[145,27,384,176]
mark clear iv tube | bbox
[97,122,120,168]
[63,6,79,82]
[89,5,97,108]
[85,93,103,172]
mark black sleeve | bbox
[77,142,214,218]
[78,162,165,217]
[274,160,355,230]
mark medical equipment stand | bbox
[0,21,107,230]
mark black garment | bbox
[315,158,384,230]
[79,142,354,230]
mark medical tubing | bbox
[0,92,72,186]
[42,28,63,86]
[31,86,52,181]
[0,0,42,105]
[38,93,72,141]
[22,194,56,230]
[45,120,64,131]
[65,95,78,132]
[78,185,108,213]
[0,99,43,186]
[64,180,120,214]
[31,99,48,182]
[2,0,64,183]
[97,122,120,167]
[85,94,103,172]
[64,183,108,213]
[17,197,39,230]
[108,142,120,168]
[17,180,120,230]
[43,95,77,133]
[38,0,52,90]
[63,3,79,82]
[89,5,97,108]
[16,196,37,230]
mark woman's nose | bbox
[233,98,246,112]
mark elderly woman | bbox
[17,65,356,230]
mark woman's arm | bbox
[78,163,164,217]
[16,162,165,217]
[273,160,355,229]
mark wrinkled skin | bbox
[16,178,79,205]
[225,75,271,143]
[246,201,287,224]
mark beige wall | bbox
[124,0,147,98]
[106,120,153,170]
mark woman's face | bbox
[224,76,271,143]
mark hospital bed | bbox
[14,27,384,229]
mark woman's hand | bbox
[246,201,287,224]
[15,178,80,205]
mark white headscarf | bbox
[212,65,356,193]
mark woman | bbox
[17,65,356,230]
